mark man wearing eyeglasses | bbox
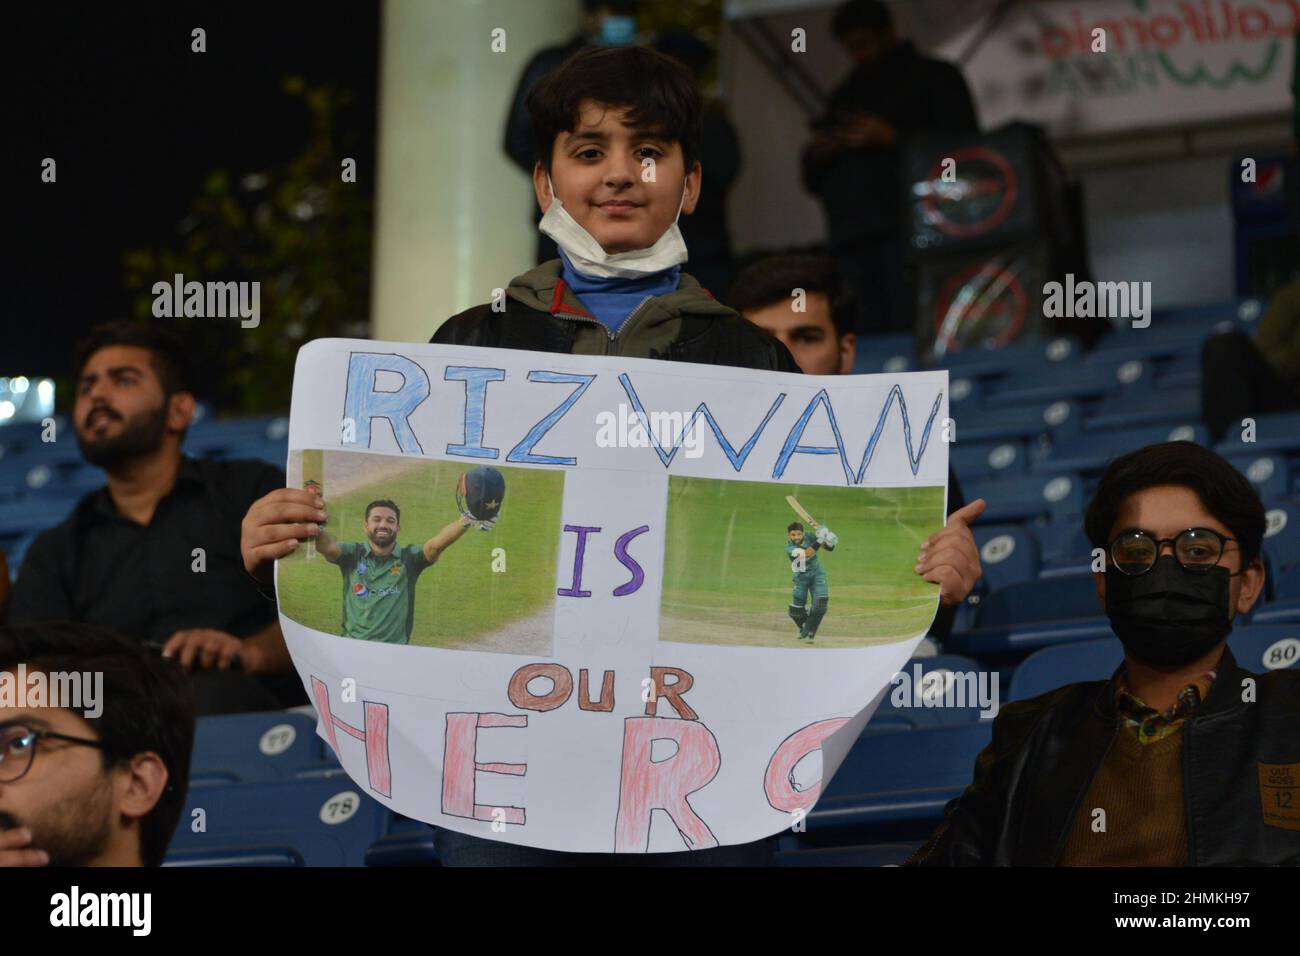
[0,622,194,867]
[908,441,1300,866]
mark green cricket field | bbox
[278,451,563,653]
[659,476,945,648]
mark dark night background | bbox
[6,1,382,392]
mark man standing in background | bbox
[802,0,978,334]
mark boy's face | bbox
[743,293,856,375]
[789,528,805,545]
[1092,484,1265,618]
[535,100,700,255]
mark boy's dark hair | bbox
[527,45,701,174]
[832,0,894,36]
[1083,442,1267,567]
[727,255,859,338]
[788,521,804,533]
[73,321,194,397]
[0,622,195,867]
[365,499,401,523]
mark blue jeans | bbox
[432,828,775,867]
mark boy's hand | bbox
[240,488,328,585]
[916,499,985,608]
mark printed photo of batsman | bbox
[659,476,946,649]
[279,449,563,654]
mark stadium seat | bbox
[807,722,991,833]
[165,778,389,866]
[933,336,1081,378]
[982,358,1151,408]
[1029,423,1206,475]
[1225,453,1291,501]
[955,399,1082,444]
[1215,410,1300,456]
[1228,624,1300,672]
[963,472,1084,524]
[950,440,1027,480]
[190,710,326,784]
[852,333,915,374]
[975,576,1101,628]
[164,847,303,867]
[868,654,989,730]
[1262,500,1299,576]
[1085,386,1201,431]
[950,617,1114,659]
[1008,638,1119,701]
[1034,520,1093,564]
[971,525,1040,593]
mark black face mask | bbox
[1105,555,1234,667]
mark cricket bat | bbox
[785,494,818,529]
[302,449,324,560]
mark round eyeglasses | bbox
[1107,527,1237,576]
[0,722,110,783]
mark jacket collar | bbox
[505,259,735,322]
[1091,645,1243,722]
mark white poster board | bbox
[277,339,949,853]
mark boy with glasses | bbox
[908,441,1300,866]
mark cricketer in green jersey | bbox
[315,498,476,644]
[786,520,839,642]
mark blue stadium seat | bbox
[1008,638,1119,701]
[1030,424,1206,475]
[982,358,1151,408]
[1085,386,1201,431]
[1152,350,1202,389]
[166,778,389,866]
[949,617,1114,659]
[0,496,79,535]
[808,723,991,832]
[1225,453,1291,501]
[950,440,1027,480]
[852,333,914,374]
[164,847,303,867]
[1262,500,1299,577]
[1033,519,1093,565]
[962,472,1084,525]
[933,336,1081,378]
[958,399,1082,444]
[1215,410,1300,456]
[971,525,1040,592]
[1229,623,1300,672]
[190,711,325,784]
[975,576,1101,628]
[868,654,989,730]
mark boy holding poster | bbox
[241,45,973,866]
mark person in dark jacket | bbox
[802,0,978,334]
[908,442,1299,866]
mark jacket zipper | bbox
[553,295,656,355]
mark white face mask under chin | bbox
[538,177,689,280]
